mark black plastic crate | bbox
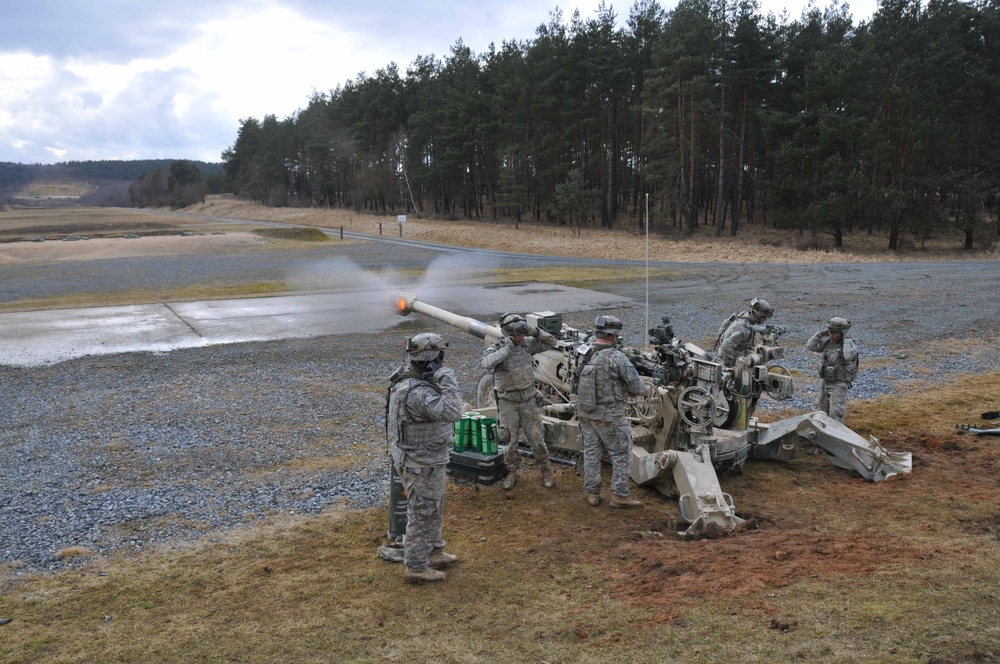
[447,449,507,484]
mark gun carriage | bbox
[392,292,911,536]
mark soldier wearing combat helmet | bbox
[386,332,464,583]
[574,315,649,508]
[806,317,859,422]
[482,313,558,490]
[716,298,784,368]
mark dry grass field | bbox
[0,203,998,662]
[178,196,999,264]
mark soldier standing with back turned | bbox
[806,317,859,422]
[386,333,464,584]
[575,315,648,508]
[482,313,558,491]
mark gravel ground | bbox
[2,237,999,578]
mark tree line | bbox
[1,159,224,207]
[221,0,999,250]
[128,160,227,209]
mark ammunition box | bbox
[447,449,507,484]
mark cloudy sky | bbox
[1,0,876,166]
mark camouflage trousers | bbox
[400,464,447,572]
[579,415,633,498]
[498,397,551,472]
[818,380,850,422]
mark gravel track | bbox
[2,236,998,578]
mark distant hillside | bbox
[0,160,224,208]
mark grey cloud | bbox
[0,66,229,163]
[3,0,238,60]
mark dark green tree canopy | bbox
[220,0,999,251]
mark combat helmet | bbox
[405,333,447,362]
[594,315,624,338]
[827,316,851,332]
[499,313,529,335]
[750,298,774,319]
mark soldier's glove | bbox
[527,326,540,338]
[503,337,516,351]
[768,324,786,336]
[422,361,443,383]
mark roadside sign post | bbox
[398,215,405,237]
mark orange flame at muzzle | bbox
[391,292,415,316]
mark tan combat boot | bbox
[609,495,642,509]
[404,567,446,584]
[541,468,555,489]
[429,550,459,568]
[502,470,517,490]
[587,493,602,507]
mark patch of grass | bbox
[55,547,93,561]
[849,368,1000,437]
[495,265,680,286]
[251,227,331,242]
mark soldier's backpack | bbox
[575,346,610,415]
[713,312,741,352]
[842,339,860,382]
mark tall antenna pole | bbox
[645,193,650,351]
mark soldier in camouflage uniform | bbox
[717,298,783,367]
[806,317,859,422]
[386,333,464,584]
[575,315,648,508]
[482,313,558,490]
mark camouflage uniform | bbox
[387,362,463,574]
[482,326,558,474]
[718,315,758,367]
[576,342,647,499]
[806,322,859,422]
[717,298,775,367]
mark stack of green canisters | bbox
[453,411,499,455]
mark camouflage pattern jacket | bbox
[386,366,463,467]
[718,314,757,367]
[481,330,557,402]
[575,344,646,421]
[806,332,859,384]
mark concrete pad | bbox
[0,282,633,367]
[0,304,205,367]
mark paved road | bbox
[1,213,998,372]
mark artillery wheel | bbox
[476,373,496,409]
[764,364,792,399]
[627,379,661,426]
[677,385,716,428]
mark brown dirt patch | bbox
[613,531,906,602]
[523,431,998,606]
[0,232,267,264]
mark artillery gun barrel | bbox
[391,292,502,342]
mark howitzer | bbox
[392,292,912,536]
